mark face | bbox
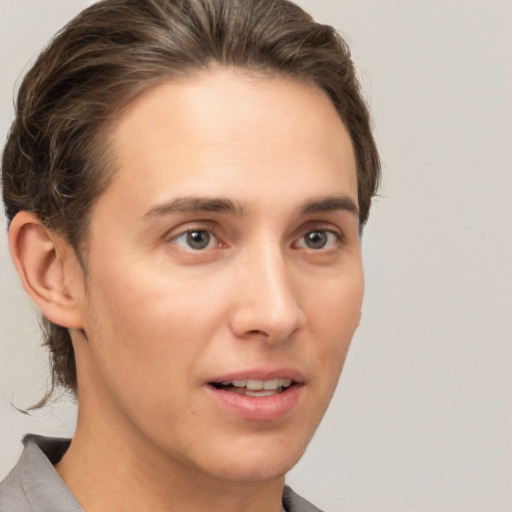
[73,67,363,483]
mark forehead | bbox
[99,67,357,217]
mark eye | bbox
[171,229,218,250]
[295,230,339,250]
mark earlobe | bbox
[8,211,84,330]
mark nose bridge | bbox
[232,239,302,341]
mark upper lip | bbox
[207,368,305,384]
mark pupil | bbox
[306,231,327,249]
[187,230,210,249]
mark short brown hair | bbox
[2,0,380,401]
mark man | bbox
[0,0,380,510]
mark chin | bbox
[206,451,302,483]
[190,430,311,483]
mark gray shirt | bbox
[0,435,323,512]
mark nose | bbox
[228,243,305,343]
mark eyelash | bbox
[168,226,343,252]
[171,228,221,251]
[293,229,341,251]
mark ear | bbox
[8,211,85,329]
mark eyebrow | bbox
[142,194,359,221]
[300,195,359,217]
[142,196,246,220]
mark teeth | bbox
[219,378,293,390]
[245,389,278,397]
[247,379,264,390]
[263,378,278,390]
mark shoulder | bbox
[0,435,81,512]
[283,485,325,512]
[0,463,30,512]
[0,437,43,512]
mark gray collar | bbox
[0,434,83,511]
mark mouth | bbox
[205,371,304,421]
[208,378,295,397]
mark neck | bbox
[56,410,286,512]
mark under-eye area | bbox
[209,379,297,397]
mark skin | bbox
[11,67,363,512]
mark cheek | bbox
[292,269,363,433]
[310,267,364,336]
[308,268,364,377]
[87,254,219,337]
[81,261,225,399]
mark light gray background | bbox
[1,1,511,511]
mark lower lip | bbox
[205,384,302,421]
